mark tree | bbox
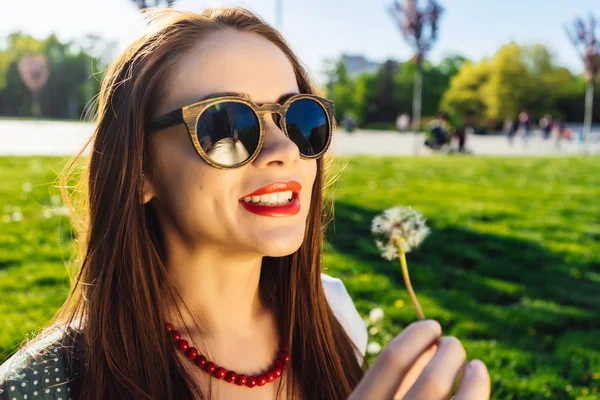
[441,43,588,128]
[480,43,533,122]
[352,72,376,126]
[396,56,466,118]
[323,60,358,122]
[366,60,401,124]
[388,0,443,153]
[0,32,108,119]
[323,55,466,129]
[565,14,600,154]
[441,60,490,120]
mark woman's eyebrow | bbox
[200,92,253,101]
[276,92,300,104]
[199,91,299,104]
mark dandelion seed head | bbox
[366,341,382,355]
[11,211,23,222]
[372,206,430,259]
[369,307,384,323]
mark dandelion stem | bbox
[397,238,425,320]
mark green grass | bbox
[1,155,599,399]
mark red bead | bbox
[194,355,207,368]
[246,377,257,388]
[177,339,189,352]
[235,375,247,386]
[213,367,226,380]
[225,371,237,383]
[168,328,286,387]
[186,347,198,360]
[205,362,216,374]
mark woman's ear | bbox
[141,172,157,204]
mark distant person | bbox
[505,118,517,146]
[518,111,533,147]
[396,113,410,132]
[540,114,553,140]
[554,120,572,150]
[443,112,468,153]
[424,112,468,153]
[438,112,468,153]
[424,116,449,150]
[507,117,518,146]
[341,113,357,133]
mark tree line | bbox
[1,31,599,129]
[0,32,116,120]
[325,43,600,130]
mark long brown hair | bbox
[26,6,363,399]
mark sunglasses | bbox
[147,93,334,169]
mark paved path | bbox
[1,120,598,156]
[332,129,600,156]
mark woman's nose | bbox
[251,118,300,168]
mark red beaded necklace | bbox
[166,323,290,388]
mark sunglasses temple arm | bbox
[147,108,185,133]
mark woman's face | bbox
[145,29,318,258]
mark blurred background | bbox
[0,1,599,399]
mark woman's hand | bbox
[349,320,490,400]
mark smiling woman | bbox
[0,6,489,400]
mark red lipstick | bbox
[240,181,302,217]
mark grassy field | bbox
[0,155,599,399]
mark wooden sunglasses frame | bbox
[147,94,334,169]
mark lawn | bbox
[1,155,599,399]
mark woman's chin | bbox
[258,236,304,258]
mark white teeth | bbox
[242,190,294,206]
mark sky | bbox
[1,0,599,83]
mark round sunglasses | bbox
[147,93,334,169]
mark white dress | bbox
[321,273,368,359]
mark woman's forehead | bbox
[157,29,300,115]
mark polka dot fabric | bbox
[0,332,77,400]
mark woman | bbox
[0,7,490,399]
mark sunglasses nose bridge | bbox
[255,104,286,132]
[256,103,285,116]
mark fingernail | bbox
[464,362,473,378]
[465,360,480,377]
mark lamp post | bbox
[565,14,600,155]
[388,0,443,155]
